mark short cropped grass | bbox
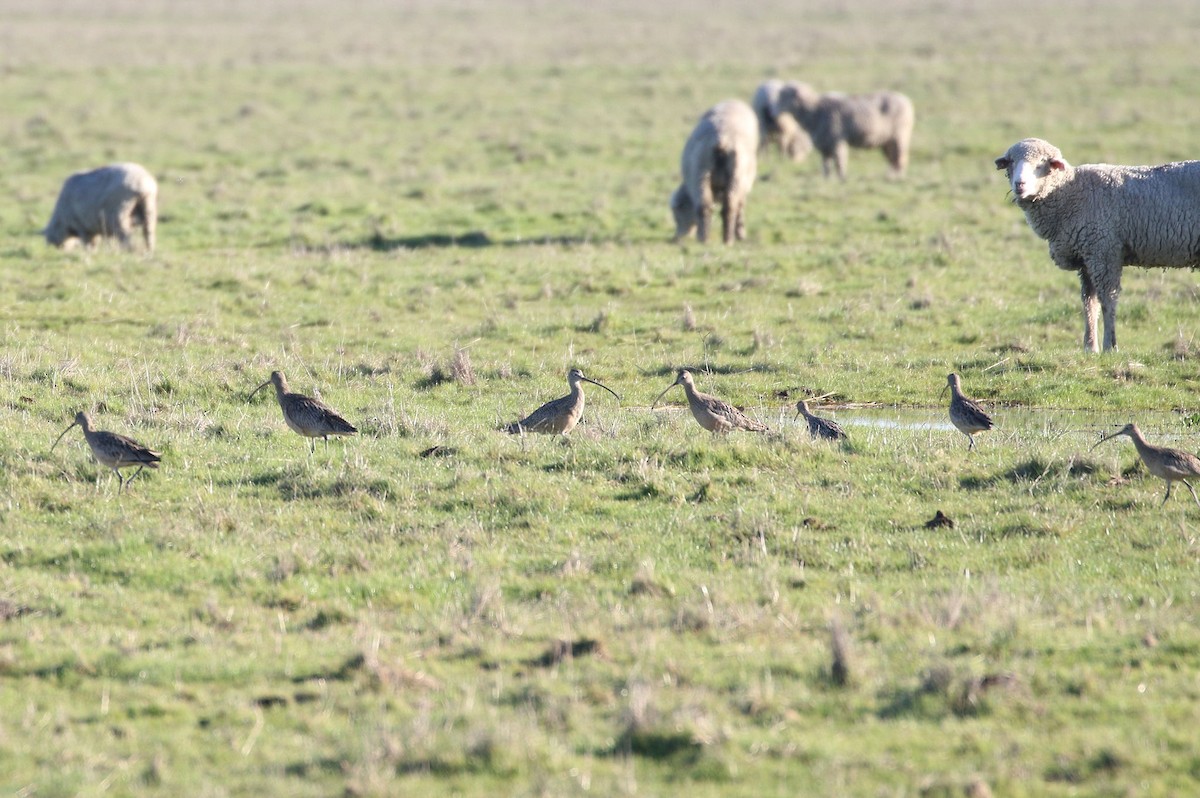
[2,1,1200,795]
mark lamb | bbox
[773,82,914,179]
[670,99,758,244]
[751,79,811,161]
[44,163,158,252]
[995,137,1200,352]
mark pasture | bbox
[2,0,1200,794]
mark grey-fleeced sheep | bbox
[751,79,811,161]
[995,138,1200,352]
[774,83,914,179]
[670,99,758,245]
[44,163,158,252]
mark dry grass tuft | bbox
[829,616,853,687]
[630,562,672,597]
[682,303,696,331]
[530,637,606,667]
[451,348,476,386]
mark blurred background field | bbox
[2,1,1199,795]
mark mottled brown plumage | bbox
[250,371,357,454]
[652,369,769,434]
[1092,422,1200,508]
[795,400,848,441]
[505,368,620,436]
[52,411,161,492]
[943,372,994,451]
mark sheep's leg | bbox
[720,197,734,245]
[1079,271,1102,353]
[696,202,711,243]
[892,137,911,176]
[734,200,747,241]
[140,195,157,252]
[834,142,849,181]
[108,208,133,250]
[1097,270,1122,352]
[883,141,904,176]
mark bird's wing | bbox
[95,431,162,465]
[294,395,358,434]
[515,395,569,432]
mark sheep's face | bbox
[670,186,696,240]
[775,82,817,118]
[43,223,74,248]
[995,139,1069,203]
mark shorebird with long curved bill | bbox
[52,411,162,492]
[794,400,848,441]
[942,372,994,450]
[250,371,357,454]
[1092,422,1200,508]
[505,368,620,435]
[652,369,770,434]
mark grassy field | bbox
[2,1,1200,795]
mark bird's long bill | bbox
[650,383,676,410]
[792,409,802,422]
[247,380,271,402]
[51,421,78,451]
[582,376,621,402]
[938,384,948,400]
[1090,428,1126,451]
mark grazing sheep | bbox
[671,99,758,244]
[995,138,1200,352]
[44,163,157,252]
[774,83,914,179]
[751,79,812,161]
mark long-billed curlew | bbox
[652,369,770,434]
[1092,422,1200,508]
[505,368,620,435]
[250,370,357,454]
[52,411,161,492]
[794,400,848,441]
[942,372,994,450]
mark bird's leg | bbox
[967,435,975,451]
[126,465,146,488]
[1162,481,1173,506]
[1182,479,1200,509]
[114,469,126,493]
[308,438,316,456]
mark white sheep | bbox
[751,79,811,161]
[774,83,914,179]
[44,163,158,252]
[995,138,1200,352]
[670,99,758,245]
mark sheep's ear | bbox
[994,156,1010,170]
[1049,158,1067,171]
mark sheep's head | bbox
[774,81,818,119]
[995,138,1070,203]
[669,186,696,241]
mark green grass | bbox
[2,0,1200,795]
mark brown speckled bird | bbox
[250,371,357,454]
[794,400,848,441]
[505,368,620,436]
[52,411,161,492]
[1092,422,1200,508]
[942,372,994,451]
[653,369,769,434]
